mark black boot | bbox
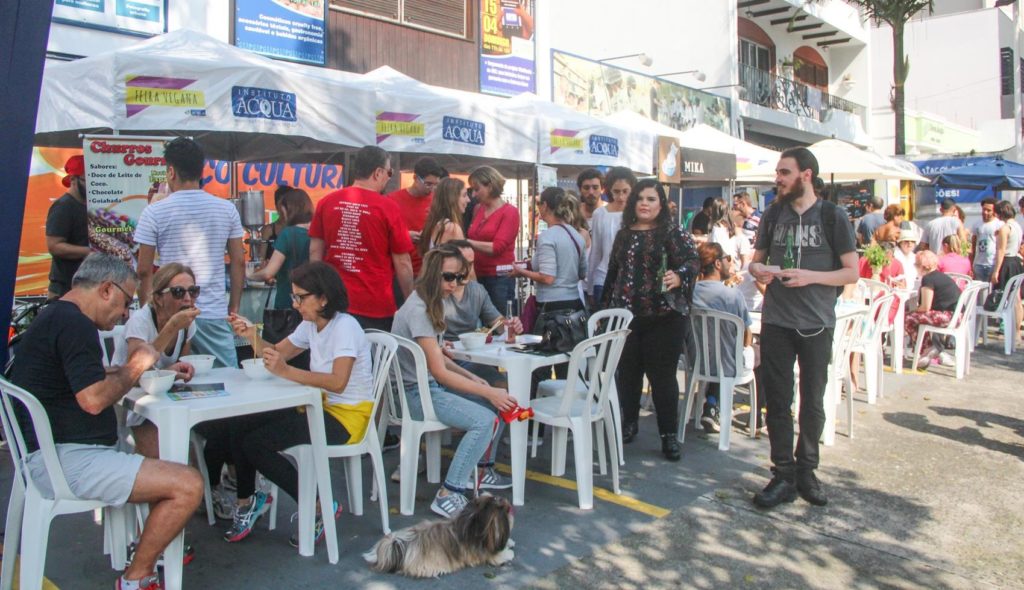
[752,473,798,509]
[796,470,828,506]
[660,434,681,461]
[622,420,638,444]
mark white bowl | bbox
[179,354,215,375]
[241,358,272,380]
[139,370,176,395]
[459,332,488,350]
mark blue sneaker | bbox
[289,501,341,548]
[223,491,271,543]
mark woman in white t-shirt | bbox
[226,262,374,545]
[122,263,201,456]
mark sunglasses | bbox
[159,285,200,299]
[441,272,467,283]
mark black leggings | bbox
[230,409,350,501]
[617,312,685,436]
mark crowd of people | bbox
[19,138,1024,589]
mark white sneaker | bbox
[389,462,427,483]
[938,351,955,366]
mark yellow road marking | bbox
[0,546,60,589]
[439,448,671,518]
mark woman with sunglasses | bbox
[225,261,373,545]
[392,245,518,518]
[418,178,470,261]
[602,179,700,461]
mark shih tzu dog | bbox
[364,495,515,577]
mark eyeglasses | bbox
[417,176,438,189]
[110,282,133,310]
[441,272,467,283]
[159,285,201,299]
[290,291,316,304]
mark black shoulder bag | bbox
[534,226,589,353]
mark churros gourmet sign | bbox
[124,75,206,118]
[82,136,168,266]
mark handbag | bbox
[259,288,310,369]
[983,288,1003,312]
[520,294,539,334]
[534,307,589,353]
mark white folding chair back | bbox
[529,329,629,509]
[856,278,892,303]
[976,273,1024,355]
[849,293,896,404]
[823,310,866,446]
[534,308,634,470]
[913,282,984,379]
[678,307,756,450]
[270,332,397,537]
[945,272,972,290]
[387,333,453,515]
[98,325,126,368]
[0,377,130,589]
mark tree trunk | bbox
[892,23,906,155]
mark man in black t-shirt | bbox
[690,197,714,236]
[45,155,92,299]
[9,254,202,590]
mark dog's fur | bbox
[363,495,515,577]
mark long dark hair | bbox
[289,262,348,320]
[708,197,735,237]
[622,179,672,230]
[416,245,469,332]
[419,178,466,256]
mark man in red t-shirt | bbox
[310,146,414,330]
[387,156,445,275]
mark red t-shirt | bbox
[467,203,519,277]
[309,186,414,318]
[387,188,433,274]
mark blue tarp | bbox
[933,158,1024,191]
[912,156,996,203]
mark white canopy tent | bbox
[736,139,929,183]
[35,29,379,162]
[502,94,655,173]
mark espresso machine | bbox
[231,189,268,265]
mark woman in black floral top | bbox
[602,179,699,461]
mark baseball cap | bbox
[62,155,84,188]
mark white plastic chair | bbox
[976,273,1024,355]
[677,308,756,450]
[823,310,867,446]
[390,333,453,516]
[0,377,133,589]
[266,332,397,535]
[98,326,126,367]
[945,272,972,290]
[528,329,629,510]
[848,293,896,405]
[533,308,633,471]
[912,282,985,379]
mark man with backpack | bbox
[748,147,859,509]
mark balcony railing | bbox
[739,63,866,123]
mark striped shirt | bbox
[134,190,244,318]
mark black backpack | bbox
[759,199,849,296]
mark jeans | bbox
[759,323,834,475]
[478,275,517,315]
[230,409,350,501]
[591,284,604,307]
[973,264,993,283]
[406,381,500,491]
[192,317,239,368]
[617,312,685,435]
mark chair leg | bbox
[595,422,607,476]
[911,329,927,372]
[747,379,757,439]
[955,338,966,380]
[343,456,363,517]
[18,496,51,590]
[105,505,130,570]
[550,426,568,477]
[2,480,25,590]
[865,345,879,405]
[293,447,317,550]
[267,483,278,530]
[190,433,216,527]
[569,418,593,510]
[367,442,391,534]
[424,431,442,484]
[604,417,621,495]
[530,419,540,459]
[399,429,423,516]
[607,384,625,466]
[676,370,699,444]
[844,370,855,440]
[718,379,735,451]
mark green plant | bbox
[864,243,888,271]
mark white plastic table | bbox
[122,367,338,590]
[446,341,568,506]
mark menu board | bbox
[53,0,166,36]
[82,135,167,266]
[233,0,327,66]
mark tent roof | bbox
[737,138,929,183]
[932,158,1024,190]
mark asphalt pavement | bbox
[1,333,1021,589]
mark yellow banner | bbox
[550,134,583,150]
[125,87,205,108]
[375,120,425,137]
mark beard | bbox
[776,181,804,204]
[581,193,599,208]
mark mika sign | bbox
[231,86,297,122]
[442,116,486,146]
